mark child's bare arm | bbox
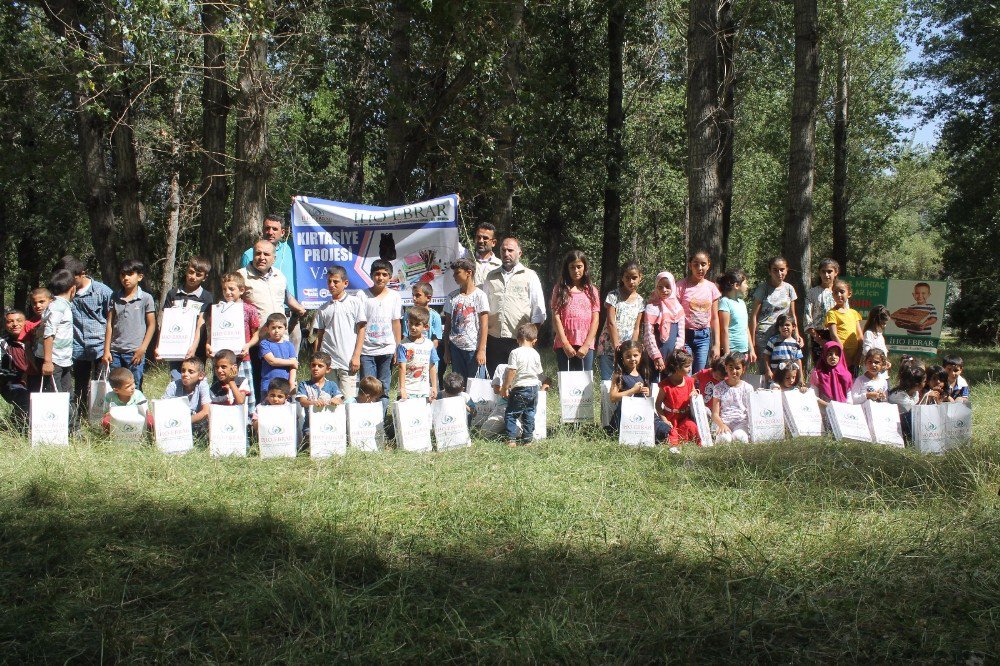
[102,311,114,364]
[500,367,516,397]
[134,311,156,365]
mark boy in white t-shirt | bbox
[359,259,401,410]
[500,323,543,447]
[443,258,490,380]
[313,266,367,400]
[396,306,439,402]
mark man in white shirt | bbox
[482,238,546,375]
[472,223,503,287]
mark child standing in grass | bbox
[825,279,864,372]
[550,250,601,372]
[102,259,156,390]
[314,266,367,401]
[32,270,76,394]
[158,256,214,379]
[676,250,722,373]
[804,258,838,368]
[710,352,755,444]
[207,273,260,414]
[654,349,700,452]
[443,258,489,380]
[396,307,439,402]
[750,256,801,376]
[500,323,543,447]
[359,259,402,408]
[718,269,754,362]
[596,261,644,381]
[643,271,686,383]
[259,313,298,394]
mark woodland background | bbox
[0,0,994,339]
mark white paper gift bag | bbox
[347,402,385,452]
[109,405,147,444]
[466,367,496,429]
[152,397,194,454]
[393,398,433,452]
[533,390,548,440]
[433,396,472,451]
[309,405,347,458]
[559,371,595,424]
[946,402,972,445]
[256,403,298,458]
[210,303,246,354]
[156,307,199,360]
[619,396,655,447]
[210,404,247,457]
[863,401,904,448]
[690,395,714,448]
[30,390,70,447]
[782,389,823,437]
[911,404,967,454]
[826,401,873,443]
[87,364,110,425]
[600,380,613,428]
[749,390,785,443]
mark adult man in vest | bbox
[483,238,547,375]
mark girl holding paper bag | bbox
[710,352,755,444]
[608,341,671,443]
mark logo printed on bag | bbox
[628,413,645,424]
[170,323,183,333]
[571,388,585,397]
[268,425,284,435]
[122,424,138,433]
[955,418,967,428]
[442,414,456,425]
[923,422,938,432]
[44,411,57,421]
[408,417,423,427]
[761,408,775,418]
[223,423,236,433]
[321,422,336,432]
[166,418,180,428]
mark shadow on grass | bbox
[1,479,995,663]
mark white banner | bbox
[210,404,247,457]
[257,404,298,458]
[210,303,246,355]
[152,398,194,454]
[310,405,347,457]
[559,371,595,424]
[347,402,385,452]
[30,391,70,447]
[157,307,198,360]
[782,389,823,437]
[619,396,655,447]
[826,401,872,443]
[749,391,785,443]
[863,401,904,448]
[393,399,432,452]
[433,396,472,451]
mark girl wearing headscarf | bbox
[809,339,853,407]
[643,271,686,383]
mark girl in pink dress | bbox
[551,250,601,372]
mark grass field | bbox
[1,347,998,662]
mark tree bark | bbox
[230,32,270,274]
[39,0,118,283]
[686,0,724,274]
[200,1,230,281]
[385,0,414,205]
[717,0,736,272]
[105,9,146,265]
[159,86,185,315]
[345,97,367,202]
[492,0,524,238]
[784,0,820,323]
[832,0,849,273]
[601,0,625,297]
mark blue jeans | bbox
[360,354,393,412]
[686,328,711,374]
[505,385,538,443]
[556,348,594,372]
[597,353,616,381]
[110,351,147,390]
[448,342,478,380]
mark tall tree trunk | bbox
[345,97,367,201]
[601,0,625,296]
[784,0,820,324]
[201,1,230,281]
[493,0,524,238]
[40,0,118,283]
[717,0,736,272]
[159,87,185,315]
[385,0,414,205]
[832,0,849,273]
[0,194,6,312]
[105,9,146,265]
[230,33,270,273]
[686,0,724,274]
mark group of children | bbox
[2,244,967,451]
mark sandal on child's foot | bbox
[506,440,518,448]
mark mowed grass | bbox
[1,347,998,662]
